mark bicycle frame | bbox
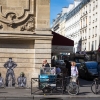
[70,76,78,83]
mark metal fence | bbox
[31,77,65,95]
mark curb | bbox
[33,94,100,98]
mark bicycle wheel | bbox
[91,81,100,94]
[67,82,79,95]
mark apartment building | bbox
[52,0,100,54]
[80,0,100,52]
[65,3,81,53]
[87,0,99,51]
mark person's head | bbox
[71,61,76,66]
[43,59,47,64]
[9,58,12,62]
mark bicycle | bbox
[64,76,79,95]
[91,78,100,94]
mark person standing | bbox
[62,67,69,93]
[42,60,50,67]
[71,61,79,85]
[64,60,71,76]
[71,61,78,76]
[41,60,50,73]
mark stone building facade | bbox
[0,0,52,87]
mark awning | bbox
[52,31,74,53]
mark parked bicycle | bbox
[64,76,79,95]
[91,78,100,94]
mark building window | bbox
[89,28,91,36]
[85,29,87,33]
[86,17,87,26]
[92,41,94,51]
[95,26,97,34]
[80,31,82,34]
[85,43,86,49]
[95,40,97,50]
[89,16,91,24]
[89,4,91,13]
[96,0,98,8]
[93,1,95,11]
[81,20,82,28]
[95,18,97,22]
[93,27,94,35]
[83,18,85,27]
[89,42,90,50]
[83,30,84,33]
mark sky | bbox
[50,0,74,25]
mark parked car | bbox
[78,61,98,80]
[76,63,81,70]
[55,60,66,66]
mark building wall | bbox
[80,3,88,51]
[0,0,52,87]
[80,0,99,51]
[87,0,99,51]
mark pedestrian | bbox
[41,60,50,74]
[56,65,61,75]
[56,65,61,79]
[64,60,71,76]
[42,59,50,67]
[71,61,79,85]
[62,67,68,93]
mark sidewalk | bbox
[0,88,32,98]
[0,86,100,98]
[0,79,100,98]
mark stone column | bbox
[34,39,52,75]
